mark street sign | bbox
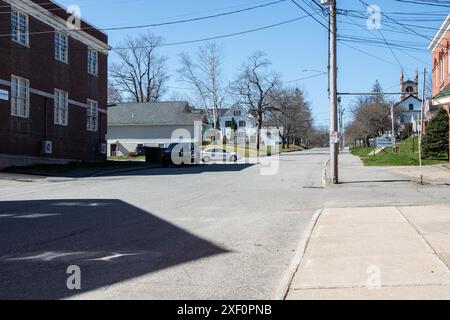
[330,131,339,144]
[0,89,8,101]
[376,135,395,148]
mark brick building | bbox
[0,0,110,169]
[429,13,450,162]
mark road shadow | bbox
[0,199,229,299]
[4,162,255,179]
[109,163,255,177]
[338,179,414,185]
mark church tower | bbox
[400,69,419,100]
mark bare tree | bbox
[110,32,169,103]
[234,51,281,152]
[268,88,312,148]
[346,81,404,146]
[307,127,329,148]
[178,42,226,129]
[107,81,123,104]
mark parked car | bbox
[201,148,241,163]
[135,145,146,156]
[162,143,199,166]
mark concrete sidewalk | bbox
[286,205,450,300]
[385,164,449,186]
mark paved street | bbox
[0,149,449,299]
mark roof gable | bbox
[394,95,422,107]
[429,13,450,52]
[108,102,206,126]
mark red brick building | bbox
[429,14,450,161]
[0,0,110,169]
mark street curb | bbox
[271,208,323,300]
[90,165,161,177]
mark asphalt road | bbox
[0,149,449,299]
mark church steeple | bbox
[400,69,419,101]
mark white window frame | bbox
[441,56,444,84]
[54,89,68,126]
[55,32,68,63]
[87,49,98,76]
[11,8,29,46]
[87,99,98,131]
[448,52,450,75]
[435,63,438,88]
[11,75,30,118]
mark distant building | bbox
[0,0,110,169]
[218,104,281,146]
[428,13,450,161]
[395,70,423,133]
[107,102,209,157]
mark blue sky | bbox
[56,0,445,127]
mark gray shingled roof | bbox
[108,102,206,126]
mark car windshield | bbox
[167,143,193,151]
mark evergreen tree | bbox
[422,108,449,159]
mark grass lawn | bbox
[202,144,303,158]
[4,160,148,176]
[350,137,449,166]
[108,156,145,161]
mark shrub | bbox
[422,108,449,159]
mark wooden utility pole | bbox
[328,0,339,184]
[419,68,426,185]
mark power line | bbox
[394,0,450,8]
[123,15,315,49]
[282,72,328,84]
[357,0,447,51]
[0,14,316,52]
[289,0,330,31]
[0,0,289,37]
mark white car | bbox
[201,148,241,163]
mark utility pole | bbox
[419,67,426,185]
[328,0,338,184]
[391,102,396,150]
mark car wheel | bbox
[230,155,238,162]
[203,156,210,163]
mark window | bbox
[11,76,29,118]
[448,51,450,75]
[54,89,68,126]
[435,60,438,88]
[409,104,414,111]
[87,99,98,131]
[233,110,241,117]
[225,121,232,128]
[11,9,28,46]
[87,49,98,76]
[239,121,246,128]
[55,32,68,63]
